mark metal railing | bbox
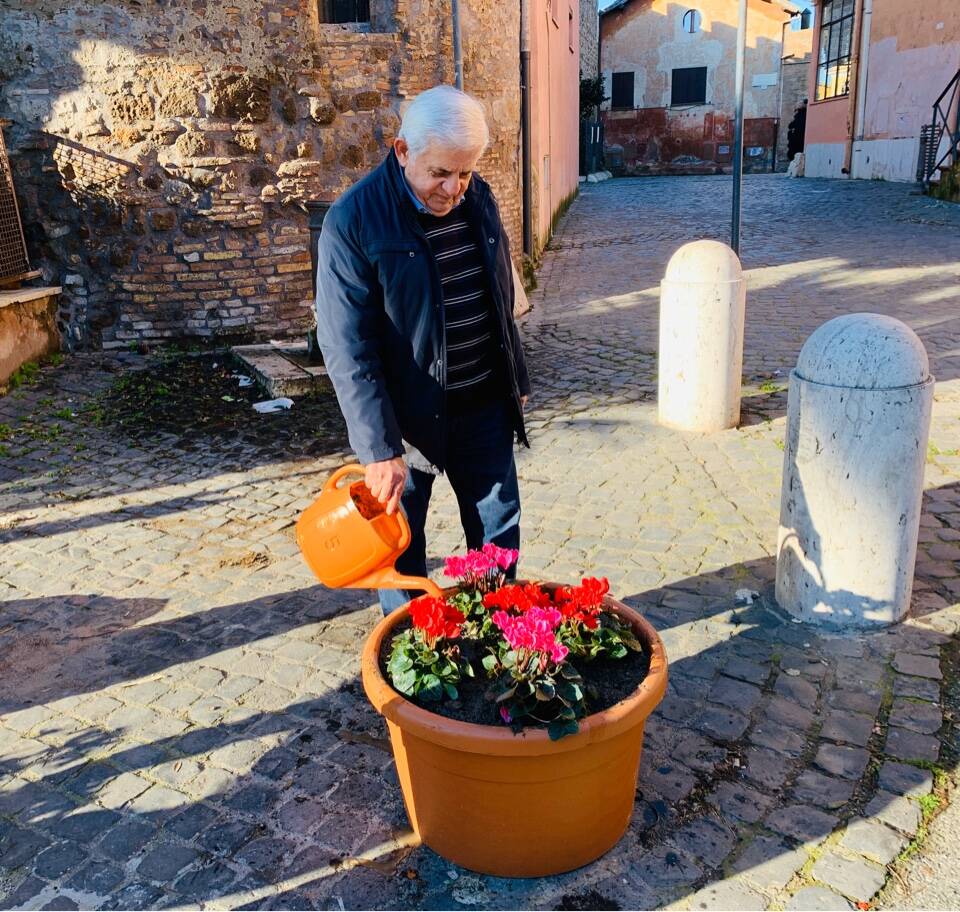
[0,122,32,286]
[923,67,960,187]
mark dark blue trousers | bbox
[378,399,521,615]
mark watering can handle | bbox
[322,464,441,598]
[324,464,367,492]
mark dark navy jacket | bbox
[314,151,530,470]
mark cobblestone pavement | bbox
[2,175,960,911]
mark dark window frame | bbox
[319,0,370,24]
[815,0,855,101]
[610,72,635,110]
[682,9,701,33]
[671,66,707,106]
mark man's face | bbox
[394,138,483,217]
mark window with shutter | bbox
[610,72,635,110]
[671,67,707,105]
[319,0,370,24]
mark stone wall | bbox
[579,0,599,79]
[0,0,520,349]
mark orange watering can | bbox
[296,464,443,598]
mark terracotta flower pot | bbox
[360,593,668,878]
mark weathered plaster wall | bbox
[600,0,792,174]
[805,0,960,182]
[0,289,61,384]
[530,0,581,253]
[0,0,521,349]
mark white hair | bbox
[398,85,490,159]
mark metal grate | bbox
[0,126,31,284]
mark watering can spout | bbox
[296,464,442,599]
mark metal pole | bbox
[451,0,464,89]
[731,0,747,254]
[520,0,533,255]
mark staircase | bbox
[919,68,960,193]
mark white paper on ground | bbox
[253,397,294,413]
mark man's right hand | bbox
[365,457,408,516]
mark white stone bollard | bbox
[658,240,746,432]
[776,313,934,627]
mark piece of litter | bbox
[232,373,254,388]
[734,588,759,606]
[221,395,235,402]
[791,618,803,624]
[784,668,801,677]
[253,397,294,413]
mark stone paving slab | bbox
[0,175,959,910]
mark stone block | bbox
[863,790,921,836]
[814,743,870,780]
[732,834,807,891]
[767,804,838,843]
[785,885,853,910]
[884,727,940,762]
[811,852,886,903]
[877,761,933,798]
[840,817,907,865]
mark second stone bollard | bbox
[658,240,746,432]
[776,313,934,627]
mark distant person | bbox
[787,100,808,162]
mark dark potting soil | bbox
[377,620,651,728]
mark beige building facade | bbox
[600,0,805,174]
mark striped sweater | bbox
[418,206,506,413]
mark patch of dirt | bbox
[556,889,622,910]
[217,551,271,570]
[95,350,348,456]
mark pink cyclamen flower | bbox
[499,706,512,724]
[465,550,496,576]
[492,607,567,664]
[443,554,468,580]
[482,542,520,571]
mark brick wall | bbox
[0,0,521,349]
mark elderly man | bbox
[315,85,530,614]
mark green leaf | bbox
[462,660,475,678]
[548,719,580,741]
[418,674,443,701]
[560,663,581,680]
[502,650,518,668]
[392,668,416,695]
[443,682,458,700]
[495,684,518,703]
[481,654,498,673]
[535,682,556,702]
[389,653,414,674]
[421,650,439,664]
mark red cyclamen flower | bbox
[410,596,465,641]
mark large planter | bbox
[360,593,668,877]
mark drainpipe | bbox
[520,0,533,256]
[451,0,464,89]
[853,0,873,144]
[842,0,866,175]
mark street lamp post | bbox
[731,0,747,254]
